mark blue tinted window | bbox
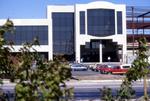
[87,9,115,36]
[117,11,122,34]
[4,26,48,45]
[52,12,75,57]
[80,11,85,34]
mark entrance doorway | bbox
[80,39,119,62]
[102,40,119,62]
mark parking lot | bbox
[71,69,125,80]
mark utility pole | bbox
[131,6,135,56]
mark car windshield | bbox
[107,64,116,68]
[122,65,130,68]
[72,64,82,67]
[114,66,120,69]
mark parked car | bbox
[91,64,102,71]
[98,64,116,74]
[95,64,104,72]
[110,64,131,74]
[71,64,88,71]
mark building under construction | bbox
[126,6,150,63]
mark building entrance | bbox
[80,40,100,62]
[102,40,119,62]
[80,39,119,62]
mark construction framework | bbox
[126,6,150,55]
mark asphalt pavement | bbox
[1,79,149,101]
[71,69,125,80]
[1,70,150,101]
[66,79,150,100]
[70,69,150,100]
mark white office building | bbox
[0,1,127,63]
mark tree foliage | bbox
[15,45,72,100]
[101,37,150,101]
[126,37,149,82]
[0,20,73,101]
[100,86,115,101]
[119,36,150,100]
[0,19,14,101]
[117,78,135,100]
[0,19,15,82]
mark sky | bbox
[0,0,150,19]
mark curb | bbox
[66,79,150,84]
[1,79,150,84]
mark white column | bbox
[99,40,102,63]
[47,8,53,60]
[48,22,53,60]
[48,52,52,60]
[75,7,81,63]
[76,44,80,63]
[122,43,127,64]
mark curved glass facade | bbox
[4,26,48,45]
[52,12,75,61]
[87,9,115,36]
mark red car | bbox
[98,64,116,74]
[95,64,103,72]
[110,64,131,74]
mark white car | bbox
[71,64,88,71]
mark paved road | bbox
[71,69,125,80]
[66,80,150,100]
[71,69,99,76]
[1,80,150,101]
[1,70,149,100]
[71,70,150,100]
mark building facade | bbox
[0,19,50,60]
[0,1,127,63]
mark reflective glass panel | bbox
[4,26,48,45]
[117,11,122,34]
[52,12,75,60]
[80,11,85,34]
[87,9,115,36]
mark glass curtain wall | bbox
[4,26,48,45]
[52,12,75,61]
[87,9,115,36]
[80,11,85,34]
[117,11,123,34]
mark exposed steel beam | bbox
[137,11,150,17]
[127,16,150,18]
[127,22,150,29]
